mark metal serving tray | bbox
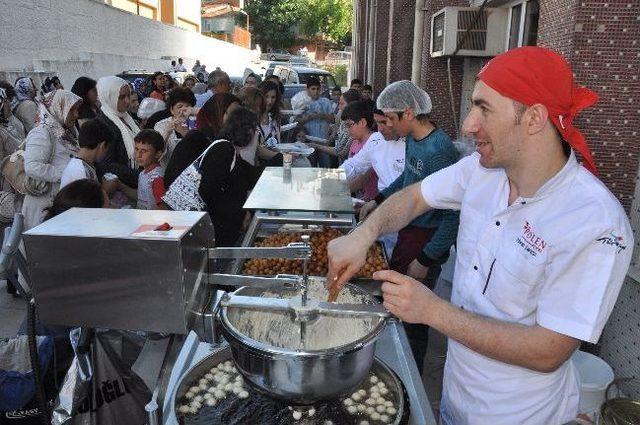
[243,167,354,214]
[227,212,388,296]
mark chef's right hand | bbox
[359,200,378,221]
[326,230,371,298]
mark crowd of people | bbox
[1,46,632,425]
[0,65,463,392]
[0,66,420,272]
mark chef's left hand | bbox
[374,269,436,324]
[406,259,429,281]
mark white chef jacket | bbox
[341,133,405,191]
[420,152,633,425]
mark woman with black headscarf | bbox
[166,106,261,246]
[71,76,98,126]
[164,92,240,188]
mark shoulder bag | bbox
[162,139,236,211]
[0,126,57,196]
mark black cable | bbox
[9,224,50,424]
[27,298,50,424]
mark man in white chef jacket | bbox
[326,46,633,425]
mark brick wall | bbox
[538,0,640,212]
[386,0,416,83]
[351,0,640,211]
[354,0,368,81]
[372,0,391,95]
[417,0,469,140]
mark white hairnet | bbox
[137,98,166,120]
[376,80,432,115]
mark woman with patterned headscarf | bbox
[95,76,141,188]
[13,77,38,133]
[0,86,22,161]
[0,81,26,142]
[22,89,82,229]
[131,77,148,101]
[0,85,22,296]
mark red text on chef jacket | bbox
[516,221,547,257]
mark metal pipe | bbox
[300,235,310,346]
[411,0,426,85]
[208,244,311,260]
[366,0,377,84]
[207,273,300,290]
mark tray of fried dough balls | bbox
[242,226,388,279]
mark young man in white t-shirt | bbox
[341,108,405,194]
[60,119,113,190]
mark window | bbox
[523,0,539,46]
[508,4,522,49]
[506,0,539,50]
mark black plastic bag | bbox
[52,330,150,425]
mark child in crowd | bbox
[60,119,114,191]
[298,77,334,167]
[44,179,108,221]
[341,101,381,201]
[118,129,166,210]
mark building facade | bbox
[353,0,639,212]
[0,0,254,89]
[352,0,640,398]
[201,1,251,48]
[106,0,201,32]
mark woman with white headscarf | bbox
[13,77,39,133]
[96,76,141,188]
[22,89,82,229]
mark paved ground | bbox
[0,281,26,338]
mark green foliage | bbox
[323,64,348,87]
[245,0,352,50]
[298,0,352,44]
[245,0,304,50]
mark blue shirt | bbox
[378,128,460,263]
[195,90,213,108]
[303,97,333,139]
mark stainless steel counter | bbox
[243,167,354,214]
[160,322,437,425]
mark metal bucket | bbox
[218,280,387,405]
[600,378,640,425]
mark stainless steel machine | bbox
[21,167,437,425]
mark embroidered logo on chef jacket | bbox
[596,232,627,253]
[515,220,547,258]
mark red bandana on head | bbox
[477,46,599,175]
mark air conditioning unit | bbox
[430,7,508,57]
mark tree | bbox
[298,0,352,44]
[245,0,304,50]
[245,0,352,50]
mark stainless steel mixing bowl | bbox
[217,279,387,405]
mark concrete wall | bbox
[0,0,255,89]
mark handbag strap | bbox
[195,139,236,172]
[42,125,57,163]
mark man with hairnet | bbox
[358,80,459,373]
[326,47,633,424]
